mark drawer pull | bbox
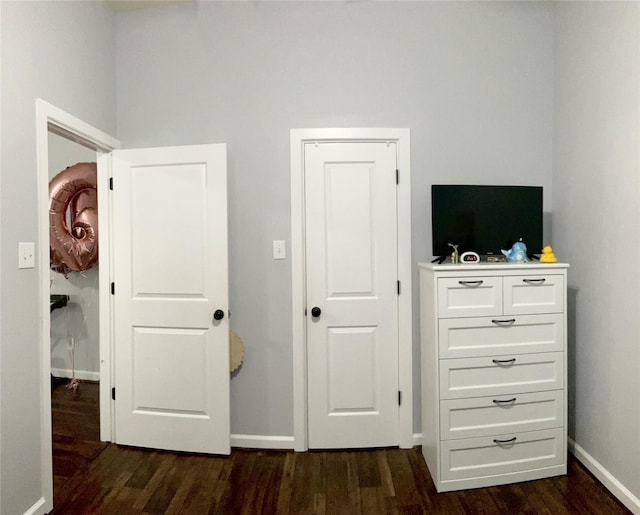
[491,318,516,326]
[493,437,517,445]
[492,358,516,366]
[458,280,483,287]
[493,397,517,405]
[523,278,546,284]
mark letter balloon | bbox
[49,162,98,274]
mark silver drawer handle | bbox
[523,278,546,284]
[493,437,517,445]
[458,280,483,287]
[493,397,517,405]
[492,358,516,366]
[491,318,516,326]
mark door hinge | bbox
[111,282,115,295]
[398,391,402,406]
[397,280,401,295]
[111,387,116,400]
[396,169,399,185]
[109,177,113,190]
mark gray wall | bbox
[115,0,555,438]
[553,1,640,504]
[0,2,115,513]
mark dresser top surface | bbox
[418,261,569,272]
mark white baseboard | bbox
[230,433,421,451]
[51,368,100,382]
[22,496,48,515]
[569,438,640,514]
[231,434,295,450]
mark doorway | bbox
[37,99,119,511]
[48,132,100,386]
[290,128,413,451]
[48,132,104,492]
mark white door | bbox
[305,141,399,448]
[112,144,229,454]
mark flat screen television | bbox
[431,185,543,259]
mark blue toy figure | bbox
[502,239,530,263]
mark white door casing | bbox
[112,144,230,454]
[290,128,412,451]
[305,141,399,448]
[36,100,120,514]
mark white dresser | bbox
[419,261,569,492]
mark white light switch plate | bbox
[19,242,35,269]
[273,240,286,260]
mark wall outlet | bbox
[18,242,35,269]
[273,240,286,260]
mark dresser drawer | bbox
[437,277,502,318]
[440,390,564,440]
[504,274,564,315]
[438,314,564,358]
[440,352,564,399]
[440,428,565,481]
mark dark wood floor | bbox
[52,382,630,514]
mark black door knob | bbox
[311,306,321,317]
[213,309,225,321]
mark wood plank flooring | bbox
[51,382,631,514]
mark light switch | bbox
[19,242,35,269]
[273,240,286,260]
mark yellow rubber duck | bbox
[540,245,558,263]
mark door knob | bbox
[213,309,225,321]
[311,306,321,318]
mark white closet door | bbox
[305,141,399,448]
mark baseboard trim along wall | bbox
[568,438,640,514]
[22,495,47,515]
[231,434,295,450]
[231,434,424,451]
[50,368,100,382]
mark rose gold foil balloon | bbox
[49,162,98,274]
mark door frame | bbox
[290,128,412,451]
[36,99,119,508]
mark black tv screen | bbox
[431,185,543,258]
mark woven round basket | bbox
[230,330,244,373]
